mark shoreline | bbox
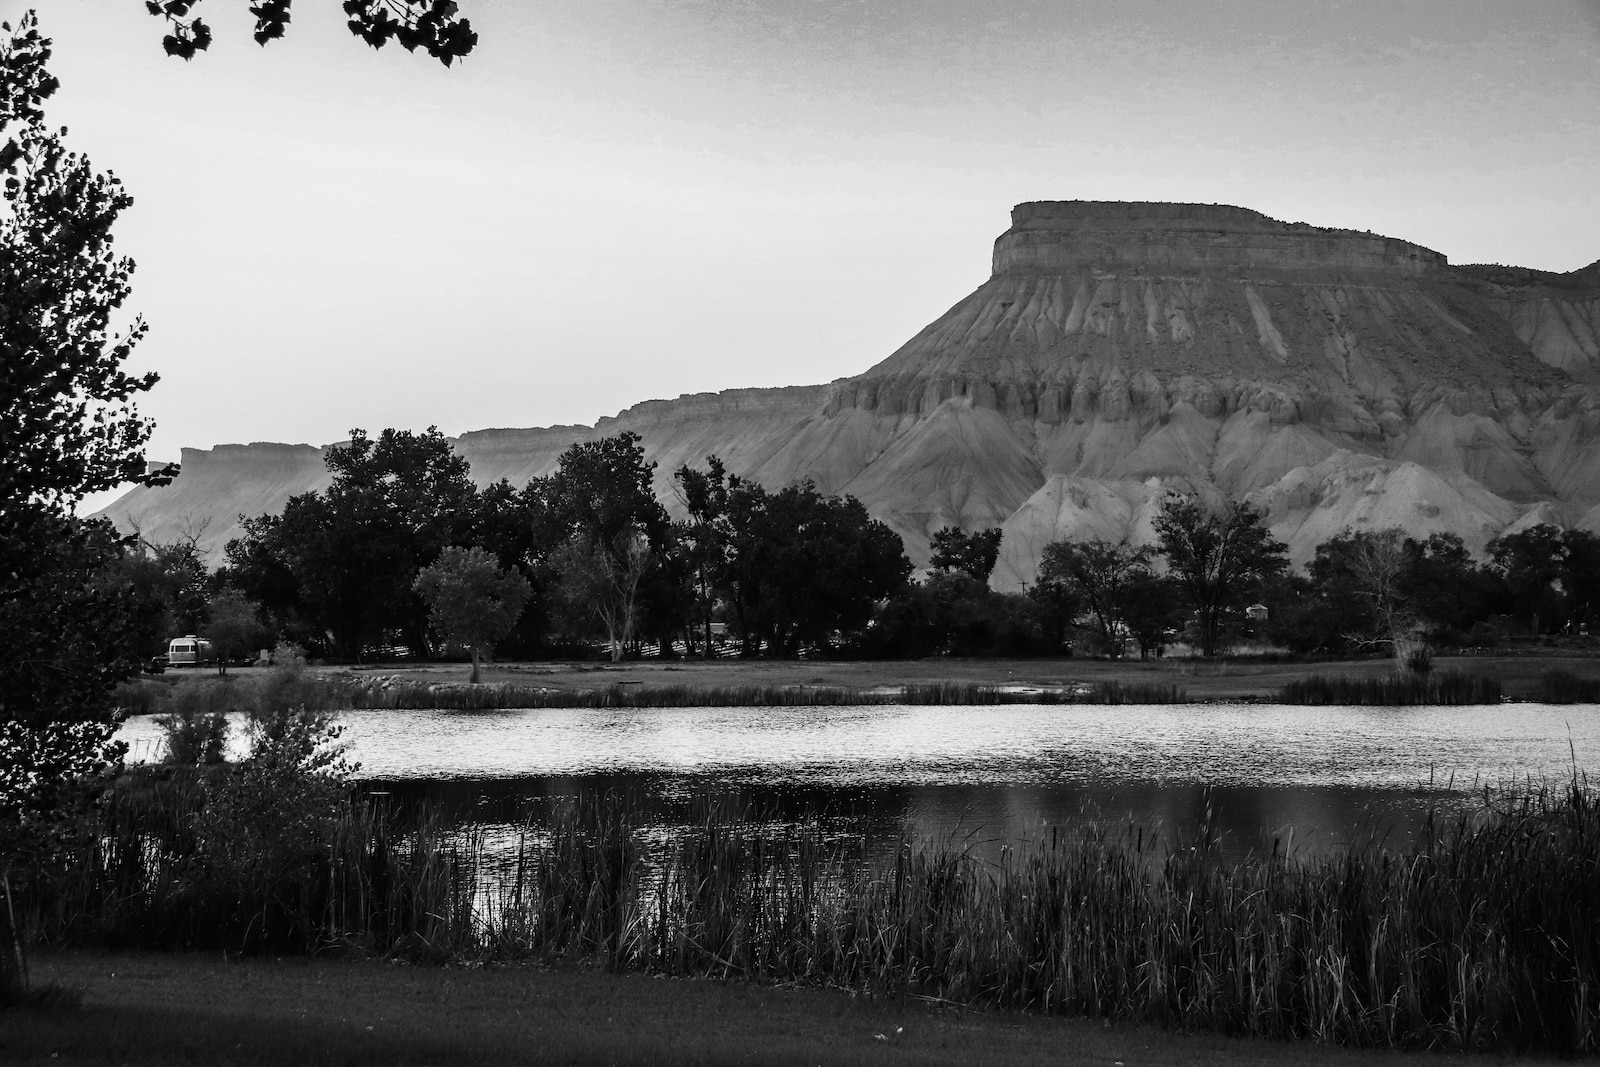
[155,650,1600,704]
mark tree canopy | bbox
[145,1,478,65]
[414,546,531,683]
[1153,496,1288,657]
[0,14,162,992]
[928,526,1003,583]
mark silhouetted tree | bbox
[1036,538,1154,657]
[0,15,165,994]
[928,526,1003,583]
[145,0,477,65]
[1154,497,1287,656]
[200,590,274,675]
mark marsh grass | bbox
[1538,669,1600,704]
[21,774,1599,1054]
[1277,672,1502,706]
[344,677,1192,709]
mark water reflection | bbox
[359,773,1459,864]
[119,702,1596,863]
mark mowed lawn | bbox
[5,949,1560,1066]
[304,650,1600,703]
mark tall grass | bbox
[345,678,1190,709]
[1278,671,1502,706]
[1538,669,1600,704]
[21,777,1599,1054]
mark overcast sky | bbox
[17,0,1600,478]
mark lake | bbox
[118,701,1600,862]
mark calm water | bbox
[120,702,1600,861]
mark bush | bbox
[154,707,229,765]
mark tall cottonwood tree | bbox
[1154,496,1288,657]
[1036,538,1155,657]
[0,15,164,995]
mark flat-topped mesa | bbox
[993,201,1449,277]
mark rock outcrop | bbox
[100,202,1600,589]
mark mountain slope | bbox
[100,202,1600,589]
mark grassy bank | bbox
[303,650,1600,704]
[118,672,1191,713]
[21,777,1600,1055]
[10,949,1491,1067]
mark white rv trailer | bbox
[166,634,215,668]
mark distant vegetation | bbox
[121,672,1190,713]
[106,426,1600,671]
[1277,672,1503,706]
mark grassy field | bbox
[297,650,1600,703]
[6,949,1560,1067]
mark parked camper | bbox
[167,634,215,668]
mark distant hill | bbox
[99,201,1600,589]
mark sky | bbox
[11,0,1600,497]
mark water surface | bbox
[121,702,1598,861]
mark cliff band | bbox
[101,201,1600,590]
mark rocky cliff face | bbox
[100,202,1600,589]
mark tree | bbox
[552,528,652,662]
[928,526,1003,583]
[543,432,671,658]
[102,533,212,658]
[1026,563,1084,655]
[146,1,478,65]
[414,546,531,682]
[1153,497,1288,657]
[228,427,479,660]
[1036,538,1154,657]
[1488,525,1568,635]
[1118,571,1181,660]
[200,590,274,675]
[547,431,669,554]
[1488,525,1600,636]
[727,481,911,656]
[0,15,165,995]
[673,457,733,657]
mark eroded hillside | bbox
[101,202,1600,589]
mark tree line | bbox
[103,427,1600,669]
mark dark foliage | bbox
[146,0,477,66]
[1154,497,1288,656]
[928,525,1003,583]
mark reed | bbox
[1277,671,1502,706]
[21,775,1597,1054]
[344,677,1191,709]
[1537,669,1600,704]
[1084,679,1189,704]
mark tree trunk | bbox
[1,872,27,999]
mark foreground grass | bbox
[26,776,1600,1055]
[7,949,1554,1067]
